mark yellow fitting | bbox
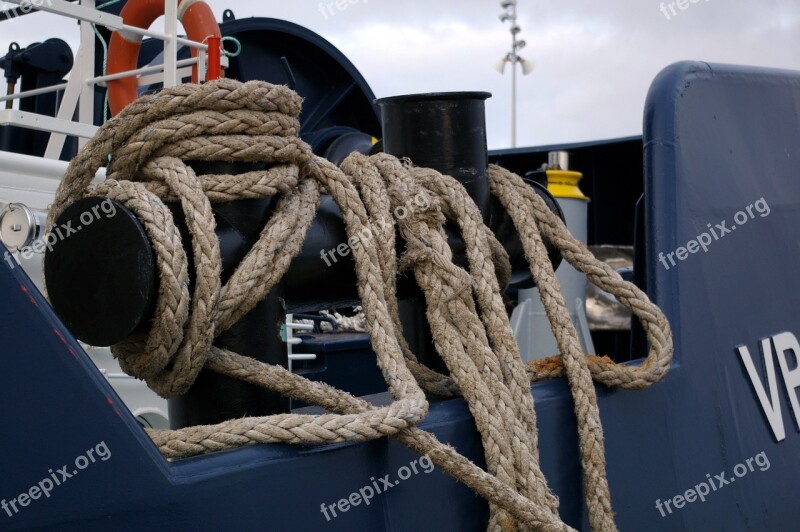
[546,170,590,201]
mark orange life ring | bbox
[106,0,221,116]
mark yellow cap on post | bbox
[546,170,590,201]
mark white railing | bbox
[0,0,226,159]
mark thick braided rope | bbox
[411,164,555,510]
[490,167,614,531]
[338,155,460,398]
[489,164,673,530]
[47,79,674,532]
[339,154,556,529]
[200,345,573,532]
[486,165,674,391]
[49,79,431,448]
[367,155,558,529]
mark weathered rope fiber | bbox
[48,79,673,531]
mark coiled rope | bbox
[48,79,673,531]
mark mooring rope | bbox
[48,79,673,531]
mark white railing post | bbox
[163,0,179,87]
[77,0,96,150]
[197,47,207,83]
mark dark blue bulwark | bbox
[1,61,800,531]
[632,61,800,531]
[290,333,388,409]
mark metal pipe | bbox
[548,151,570,171]
[120,24,209,50]
[4,81,13,109]
[510,0,517,147]
[77,0,95,152]
[376,91,492,219]
[376,91,491,373]
[0,82,67,104]
[162,0,178,87]
[206,36,221,81]
[168,181,289,427]
[86,58,200,85]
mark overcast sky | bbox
[1,0,798,149]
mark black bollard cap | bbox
[376,91,492,218]
[44,198,157,347]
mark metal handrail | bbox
[88,57,203,85]
[0,83,69,104]
[120,24,209,51]
[0,0,224,158]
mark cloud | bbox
[1,0,798,149]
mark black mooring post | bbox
[375,91,565,372]
[44,162,292,429]
[376,92,492,375]
[167,166,290,428]
[168,282,288,428]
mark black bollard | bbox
[166,161,290,427]
[44,162,292,428]
[375,93,491,373]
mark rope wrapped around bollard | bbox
[47,79,673,532]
